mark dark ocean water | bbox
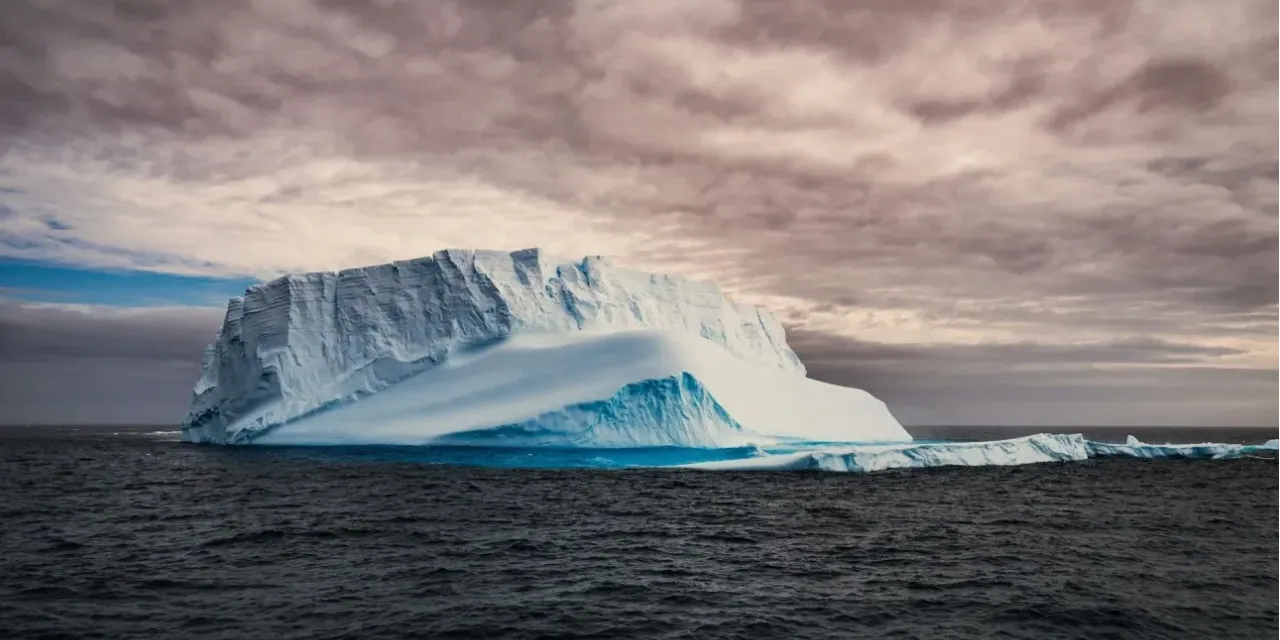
[1,425,1276,640]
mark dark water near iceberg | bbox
[1,425,1276,640]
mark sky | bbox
[0,0,1276,427]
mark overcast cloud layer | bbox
[0,0,1276,425]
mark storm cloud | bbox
[0,300,222,424]
[0,0,1275,424]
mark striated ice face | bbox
[181,248,903,447]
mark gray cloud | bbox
[0,301,223,424]
[789,329,1248,366]
[0,300,221,362]
[0,0,1274,424]
[1046,58,1235,133]
[788,328,1278,426]
[0,358,202,425]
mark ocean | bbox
[1,425,1276,640]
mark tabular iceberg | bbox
[182,248,909,447]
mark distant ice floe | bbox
[678,433,1276,473]
[1086,435,1260,460]
[683,434,1087,472]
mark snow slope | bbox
[248,330,905,447]
[182,249,908,446]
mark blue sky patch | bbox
[0,257,260,307]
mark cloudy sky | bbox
[0,0,1276,427]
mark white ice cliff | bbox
[182,248,909,446]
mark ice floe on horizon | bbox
[676,433,1277,473]
[1084,434,1263,460]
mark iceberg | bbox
[1262,439,1279,452]
[681,433,1091,472]
[182,248,910,447]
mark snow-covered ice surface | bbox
[250,330,906,447]
[183,248,906,447]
